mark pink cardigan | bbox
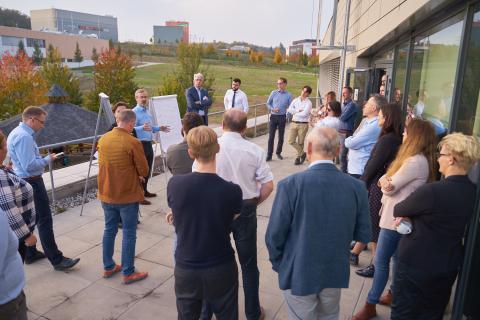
[379,154,429,230]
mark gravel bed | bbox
[50,188,98,214]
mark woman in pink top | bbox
[353,119,437,320]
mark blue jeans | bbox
[367,228,401,304]
[102,202,139,276]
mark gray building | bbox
[153,26,183,44]
[31,8,118,42]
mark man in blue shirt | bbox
[339,87,358,173]
[266,127,371,319]
[7,106,80,271]
[132,88,170,205]
[185,73,212,125]
[266,77,293,161]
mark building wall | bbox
[153,26,184,44]
[31,8,118,42]
[0,26,109,61]
[166,21,189,44]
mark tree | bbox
[205,43,216,58]
[159,43,215,116]
[116,45,122,55]
[108,39,114,50]
[257,52,264,63]
[249,50,258,64]
[91,47,99,63]
[74,42,83,64]
[32,42,43,65]
[87,48,138,111]
[0,52,47,120]
[299,53,309,66]
[41,46,83,105]
[46,44,57,62]
[273,48,283,64]
[279,42,286,55]
[17,40,25,55]
[138,47,143,63]
[0,8,31,29]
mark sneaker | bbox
[276,153,284,160]
[294,157,301,165]
[140,199,151,205]
[25,250,46,265]
[355,264,375,278]
[123,271,148,285]
[103,264,122,278]
[349,252,359,266]
[53,257,80,271]
[144,191,157,198]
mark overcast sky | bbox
[3,0,334,47]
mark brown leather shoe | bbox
[140,199,151,205]
[352,302,376,320]
[123,271,148,284]
[103,264,122,278]
[379,289,393,306]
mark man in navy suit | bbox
[186,73,212,125]
[266,126,371,320]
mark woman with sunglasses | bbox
[315,100,342,130]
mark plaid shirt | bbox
[0,166,36,239]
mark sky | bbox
[3,0,334,47]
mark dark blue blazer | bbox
[265,163,371,296]
[185,86,212,115]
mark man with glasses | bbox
[266,77,293,161]
[186,73,212,125]
[7,106,80,270]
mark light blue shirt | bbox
[0,210,25,304]
[7,122,51,178]
[266,90,293,115]
[132,105,161,142]
[196,88,205,116]
[344,117,381,175]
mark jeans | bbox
[283,288,341,320]
[267,114,287,157]
[391,261,457,320]
[367,228,401,304]
[175,260,238,320]
[102,202,139,276]
[26,178,63,265]
[339,131,352,173]
[0,291,27,320]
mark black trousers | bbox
[267,114,286,157]
[0,290,27,320]
[141,141,154,193]
[391,261,457,320]
[175,260,238,320]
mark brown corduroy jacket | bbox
[97,127,149,204]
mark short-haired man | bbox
[186,73,213,125]
[168,126,242,319]
[7,106,80,270]
[166,112,204,176]
[266,77,293,161]
[266,127,371,320]
[338,86,358,173]
[287,85,313,165]
[224,78,249,113]
[97,110,150,284]
[213,109,274,319]
[132,88,170,205]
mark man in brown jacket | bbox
[97,109,150,284]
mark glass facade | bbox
[392,42,409,105]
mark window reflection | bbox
[393,43,409,105]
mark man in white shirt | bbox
[287,86,313,165]
[215,109,274,320]
[224,78,249,113]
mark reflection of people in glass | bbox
[379,85,386,97]
[406,103,415,125]
[414,89,428,118]
[394,88,402,104]
[438,82,454,119]
[310,91,336,126]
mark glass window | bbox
[392,42,409,105]
[408,14,464,135]
[456,7,480,137]
[1,36,23,46]
[26,38,46,48]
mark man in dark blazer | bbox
[266,126,371,319]
[185,73,212,125]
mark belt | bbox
[292,121,309,124]
[243,198,258,205]
[338,129,353,134]
[141,141,152,144]
[24,175,42,182]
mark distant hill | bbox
[0,7,31,29]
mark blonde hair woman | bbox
[354,119,437,320]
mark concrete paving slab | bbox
[137,236,175,269]
[66,219,105,246]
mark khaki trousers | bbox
[288,122,309,157]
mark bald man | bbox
[266,127,371,320]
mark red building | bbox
[165,21,189,44]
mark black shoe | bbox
[25,250,46,265]
[356,264,375,278]
[140,199,152,205]
[276,153,284,160]
[266,156,272,162]
[349,252,359,266]
[118,222,123,229]
[144,191,157,198]
[300,152,307,164]
[294,157,301,165]
[54,257,80,271]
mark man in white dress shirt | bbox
[287,85,313,165]
[213,109,273,320]
[224,78,249,113]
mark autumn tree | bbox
[41,46,83,105]
[0,52,47,120]
[74,42,83,64]
[273,48,283,64]
[91,47,99,63]
[87,48,137,111]
[32,42,43,65]
[159,43,215,116]
[17,40,25,55]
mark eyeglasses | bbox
[437,152,451,159]
[33,117,45,125]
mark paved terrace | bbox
[26,127,391,320]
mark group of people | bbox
[1,72,479,320]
